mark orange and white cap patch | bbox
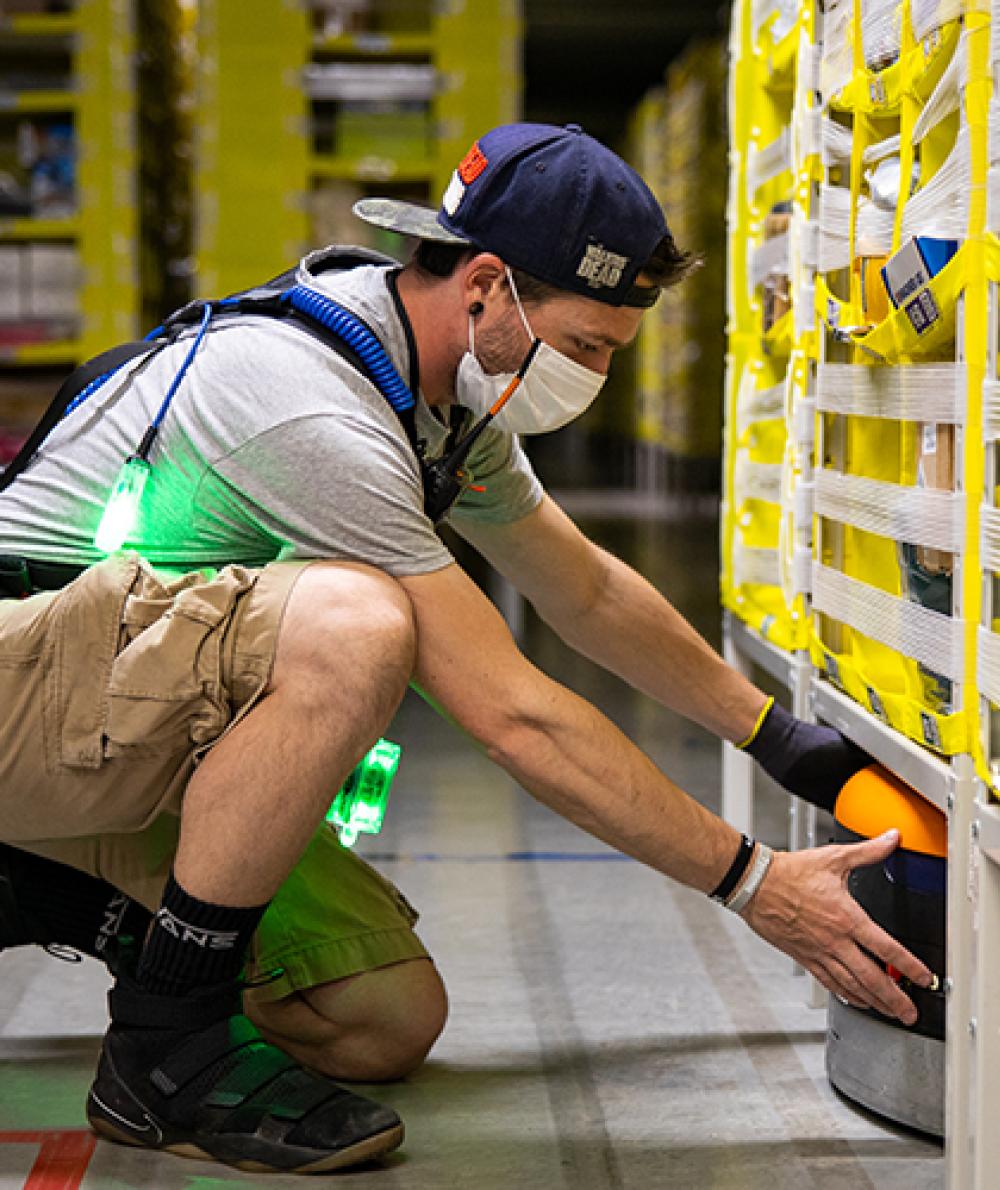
[458,142,489,184]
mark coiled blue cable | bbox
[285,286,415,414]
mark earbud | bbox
[469,301,484,317]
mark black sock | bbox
[135,871,267,998]
[0,842,151,958]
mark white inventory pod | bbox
[826,765,948,1136]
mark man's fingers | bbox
[838,828,901,872]
[805,955,870,1013]
[828,949,918,1025]
[852,914,933,988]
[799,955,851,1003]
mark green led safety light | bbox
[94,455,151,554]
[327,738,402,847]
[94,304,213,556]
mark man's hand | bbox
[739,830,932,1025]
[744,699,872,812]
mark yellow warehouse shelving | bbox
[628,40,727,492]
[0,0,139,373]
[722,0,817,655]
[722,2,1000,1183]
[194,0,522,298]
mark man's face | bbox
[473,286,645,379]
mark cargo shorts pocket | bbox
[46,554,258,770]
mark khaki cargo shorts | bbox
[0,554,428,1001]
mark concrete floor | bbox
[0,495,944,1188]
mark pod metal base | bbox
[826,996,944,1137]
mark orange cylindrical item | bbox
[835,764,947,858]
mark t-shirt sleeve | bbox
[205,411,454,576]
[445,426,544,527]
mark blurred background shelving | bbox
[0,0,732,491]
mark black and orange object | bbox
[834,764,947,1042]
[827,763,948,1136]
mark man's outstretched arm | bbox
[455,496,870,811]
[397,559,931,1025]
[455,495,767,740]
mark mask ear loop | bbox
[505,266,537,342]
[466,283,540,417]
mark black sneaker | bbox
[87,975,404,1174]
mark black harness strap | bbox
[0,340,160,495]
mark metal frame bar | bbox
[723,612,823,1002]
[968,786,1000,1185]
[810,678,952,812]
[722,612,815,837]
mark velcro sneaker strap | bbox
[148,1015,264,1098]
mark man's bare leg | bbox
[174,561,416,905]
[250,958,449,1082]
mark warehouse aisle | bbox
[0,498,943,1189]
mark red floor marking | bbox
[0,1131,97,1190]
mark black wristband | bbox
[709,834,756,903]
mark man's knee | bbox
[273,562,416,711]
[250,958,448,1083]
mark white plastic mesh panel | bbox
[796,218,820,271]
[750,232,791,289]
[815,468,963,551]
[984,379,1000,440]
[913,38,963,145]
[862,133,903,165]
[902,124,970,241]
[733,544,782,589]
[812,563,965,680]
[992,98,1000,164]
[752,0,798,40]
[861,0,901,68]
[977,626,1000,704]
[816,363,966,422]
[981,505,1000,573]
[856,195,895,257]
[823,117,854,167]
[748,129,792,191]
[988,165,1000,233]
[818,183,852,271]
[912,0,965,42]
[820,0,854,99]
[736,377,784,432]
[734,457,783,503]
[797,108,823,162]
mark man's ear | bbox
[462,253,507,309]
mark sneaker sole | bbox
[87,1093,405,1174]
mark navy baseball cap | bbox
[354,122,669,308]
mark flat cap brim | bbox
[353,197,470,244]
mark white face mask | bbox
[455,269,607,435]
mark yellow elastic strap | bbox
[736,695,775,750]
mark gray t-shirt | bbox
[0,259,544,576]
